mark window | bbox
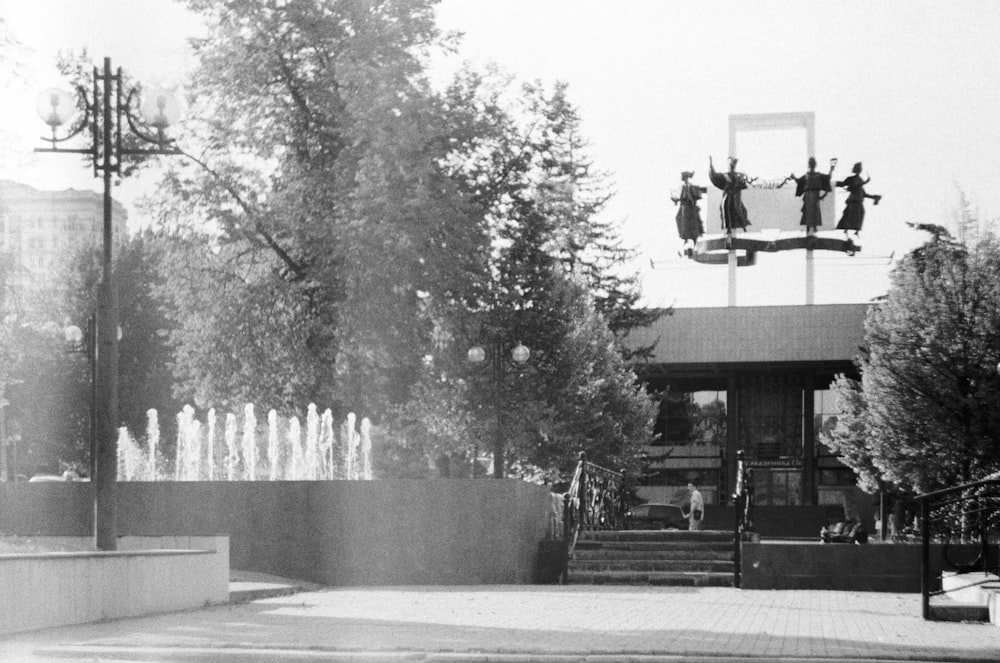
[819,468,856,486]
[814,388,841,452]
[655,389,727,446]
[739,373,801,459]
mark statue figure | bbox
[708,156,752,233]
[836,162,882,237]
[790,157,834,234]
[671,170,707,253]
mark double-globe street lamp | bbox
[467,339,530,478]
[37,57,182,550]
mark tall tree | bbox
[146,3,654,480]
[387,70,656,479]
[827,224,1000,494]
[153,0,482,416]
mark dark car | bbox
[624,503,688,530]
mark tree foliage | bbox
[153,0,480,416]
[827,224,1000,493]
[0,241,87,476]
[63,231,184,440]
[145,1,654,479]
[385,71,655,479]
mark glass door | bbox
[752,468,802,505]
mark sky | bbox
[3,0,1000,309]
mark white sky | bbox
[3,0,999,308]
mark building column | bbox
[802,373,816,505]
[726,371,740,505]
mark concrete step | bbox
[571,558,734,573]
[228,569,324,604]
[573,548,733,561]
[579,529,733,543]
[229,582,298,603]
[574,540,733,553]
[928,602,990,623]
[566,569,734,587]
[568,529,736,587]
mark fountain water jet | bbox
[116,404,373,481]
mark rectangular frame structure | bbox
[706,112,836,233]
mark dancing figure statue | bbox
[671,170,707,253]
[709,156,752,233]
[836,162,882,237]
[790,157,835,234]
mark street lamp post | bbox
[467,339,531,478]
[37,57,182,550]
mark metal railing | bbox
[915,477,1000,619]
[562,452,627,556]
[732,449,756,588]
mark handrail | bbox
[562,452,627,556]
[914,477,1000,620]
[732,449,756,588]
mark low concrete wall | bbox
[740,541,997,593]
[0,535,228,635]
[741,541,922,592]
[700,505,846,538]
[0,480,554,586]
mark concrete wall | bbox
[740,541,997,593]
[0,480,554,586]
[0,536,228,635]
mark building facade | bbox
[0,179,127,303]
[627,304,867,510]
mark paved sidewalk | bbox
[2,585,999,662]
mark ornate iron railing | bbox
[732,449,756,588]
[915,477,1000,619]
[562,452,627,554]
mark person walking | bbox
[684,482,705,531]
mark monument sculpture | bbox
[835,162,882,237]
[670,113,883,305]
[671,170,707,255]
[708,156,753,233]
[790,157,836,233]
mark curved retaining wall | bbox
[0,480,554,586]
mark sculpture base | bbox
[691,233,860,267]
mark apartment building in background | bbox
[0,179,127,308]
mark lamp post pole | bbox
[490,337,506,479]
[37,57,181,550]
[95,58,120,552]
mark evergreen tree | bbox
[388,71,655,479]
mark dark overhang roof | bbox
[626,303,871,368]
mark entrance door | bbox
[752,468,802,506]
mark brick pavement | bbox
[2,585,999,661]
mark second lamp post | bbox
[467,339,530,478]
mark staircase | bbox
[566,529,735,586]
